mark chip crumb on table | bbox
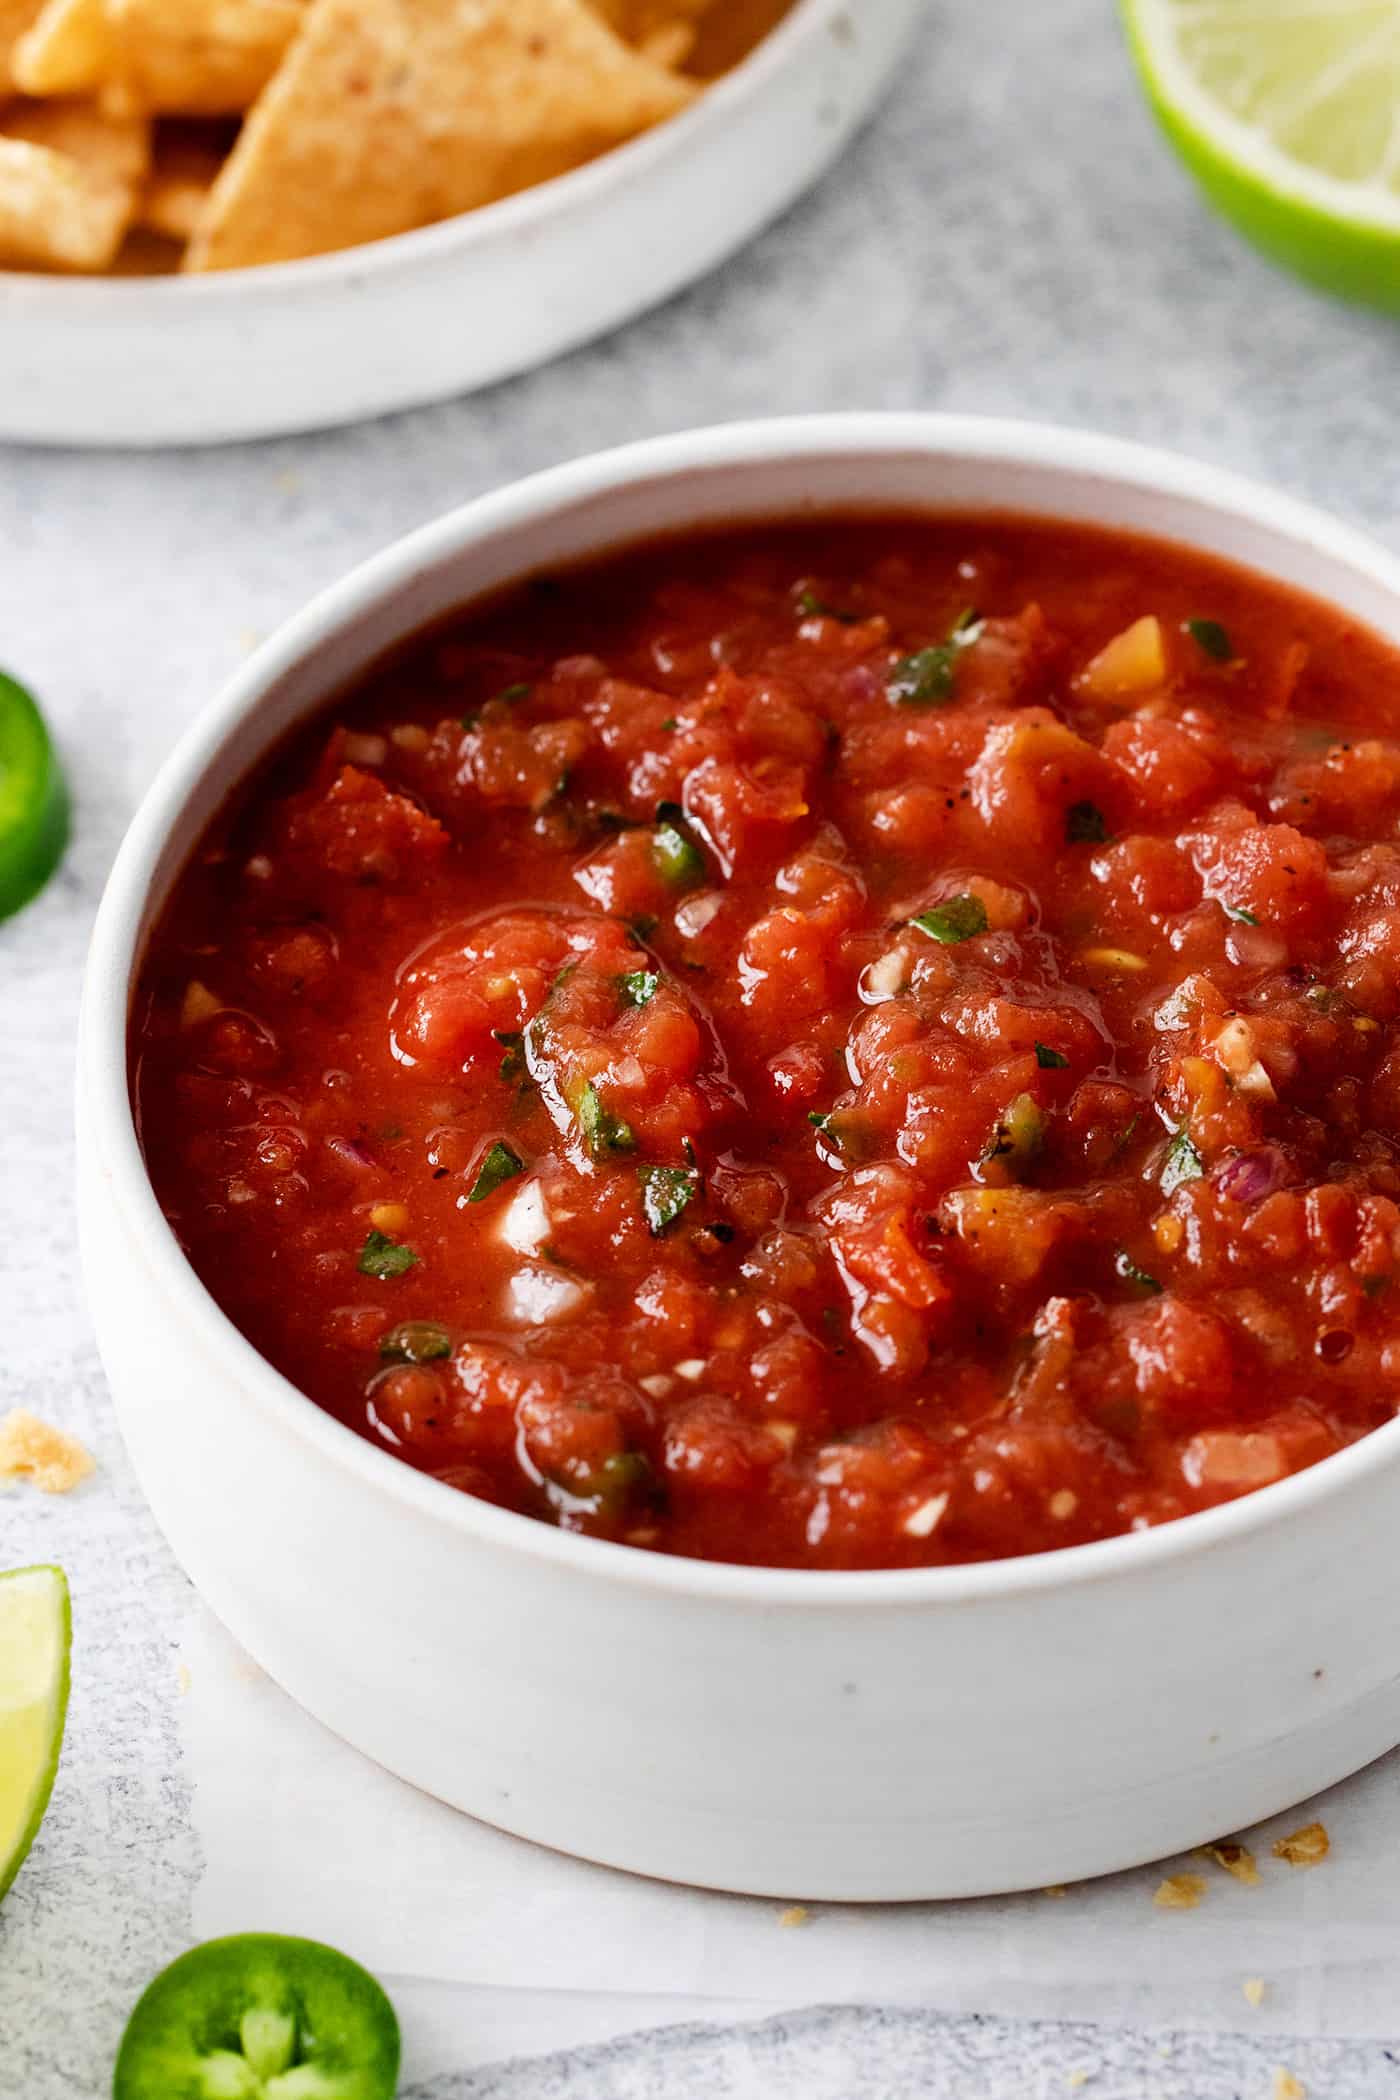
[1153,1873,1207,1911]
[1272,1822,1330,1868]
[1272,2070,1306,2100]
[778,1905,810,1929]
[0,1406,95,1493]
[1200,1839,1262,1885]
[1243,1977,1268,2008]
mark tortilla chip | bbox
[139,128,221,240]
[109,0,306,114]
[185,0,697,273]
[0,0,44,92]
[637,20,695,69]
[10,0,113,96]
[2,92,150,185]
[0,132,135,264]
[584,0,710,38]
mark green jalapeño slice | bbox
[0,670,68,922]
[113,1934,400,2100]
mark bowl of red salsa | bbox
[80,416,1400,1897]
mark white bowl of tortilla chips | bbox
[0,0,924,445]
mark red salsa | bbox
[132,517,1400,1568]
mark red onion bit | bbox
[325,1134,377,1173]
[1213,1146,1287,1205]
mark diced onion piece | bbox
[1212,1017,1276,1100]
[1078,616,1167,701]
[497,1177,551,1256]
[342,732,388,766]
[861,949,907,1001]
[505,1264,590,1325]
[902,1491,949,1539]
[390,724,430,753]
[638,1373,674,1399]
[673,1357,706,1381]
[1182,1430,1285,1492]
[1079,946,1149,974]
[180,979,222,1028]
[674,890,723,940]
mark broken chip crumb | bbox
[1272,2070,1305,2100]
[1042,1884,1068,1899]
[1200,1839,1261,1885]
[176,1662,193,1696]
[778,1905,809,1928]
[0,1407,95,1493]
[1272,1821,1330,1868]
[1243,1977,1267,2008]
[1153,1872,1207,1910]
[1066,2072,1092,2090]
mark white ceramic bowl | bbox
[78,414,1400,1900]
[0,0,921,449]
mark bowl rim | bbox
[0,0,861,304]
[81,409,1400,1608]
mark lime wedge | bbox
[0,1566,71,1903]
[0,669,69,923]
[1121,0,1400,309]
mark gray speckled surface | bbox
[3,0,1400,2091]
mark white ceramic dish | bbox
[0,0,921,450]
[79,414,1400,1900]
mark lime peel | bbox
[0,1564,71,1902]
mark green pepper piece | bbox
[379,1321,452,1364]
[0,670,68,923]
[113,1934,400,2100]
[652,803,705,889]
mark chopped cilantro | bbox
[638,1164,699,1236]
[495,680,532,705]
[467,1141,524,1203]
[1222,903,1260,926]
[1160,1126,1204,1196]
[911,894,988,945]
[661,717,678,732]
[1065,801,1109,845]
[619,969,660,1008]
[886,610,982,709]
[380,1320,452,1364]
[1186,618,1232,663]
[576,1080,636,1157]
[653,802,705,889]
[492,1028,526,1084]
[796,586,859,623]
[1114,1250,1162,1295]
[1035,1042,1070,1070]
[358,1229,418,1279]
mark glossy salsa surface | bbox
[132,516,1400,1569]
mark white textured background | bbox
[4,0,1400,2093]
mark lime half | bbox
[1121,0,1400,310]
[0,1566,71,1903]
